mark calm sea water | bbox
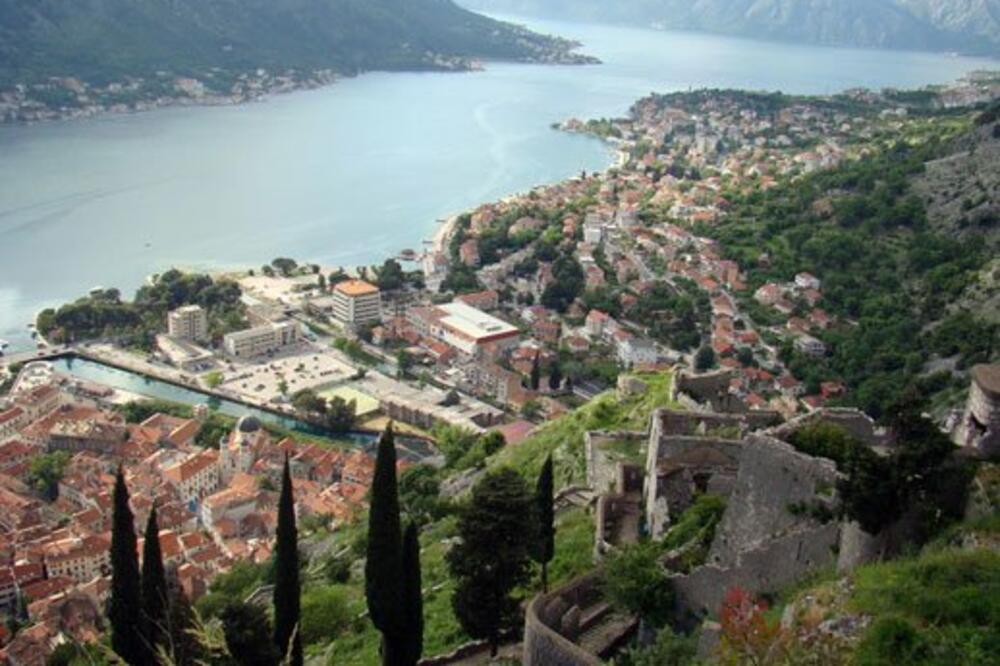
[0,17,995,351]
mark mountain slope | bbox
[460,0,1000,55]
[0,0,587,86]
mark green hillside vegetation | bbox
[492,371,679,484]
[770,515,1000,666]
[702,113,999,418]
[35,269,247,350]
[0,0,586,88]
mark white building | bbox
[617,336,659,367]
[219,416,267,483]
[167,305,209,342]
[794,272,822,291]
[163,449,221,507]
[408,301,519,357]
[223,321,300,358]
[794,335,827,358]
[332,279,382,327]
[43,535,110,583]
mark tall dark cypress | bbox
[530,351,541,391]
[165,566,202,666]
[365,424,404,665]
[532,455,555,593]
[141,504,169,659]
[109,467,144,665]
[401,522,424,666]
[273,458,303,666]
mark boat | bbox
[0,339,8,350]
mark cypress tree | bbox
[273,458,303,666]
[365,424,404,665]
[401,522,424,666]
[548,362,563,392]
[109,467,144,665]
[531,455,556,593]
[141,504,169,658]
[529,351,541,391]
[164,566,202,666]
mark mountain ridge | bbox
[459,0,1000,56]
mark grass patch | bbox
[546,507,597,587]
[492,372,678,485]
[849,547,1000,664]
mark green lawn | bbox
[492,371,678,486]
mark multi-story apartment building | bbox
[331,280,382,328]
[223,321,300,358]
[167,305,209,342]
[163,449,221,507]
[43,535,111,584]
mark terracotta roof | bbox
[164,450,219,484]
[334,279,379,297]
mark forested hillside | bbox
[705,104,999,418]
[0,0,586,87]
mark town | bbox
[0,71,997,665]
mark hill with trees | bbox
[701,103,999,418]
[0,0,591,91]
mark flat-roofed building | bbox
[332,280,382,327]
[408,301,519,357]
[168,305,209,342]
[223,321,300,358]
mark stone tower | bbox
[954,364,1000,457]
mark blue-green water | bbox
[49,355,386,445]
[0,16,995,351]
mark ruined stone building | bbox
[954,364,1000,457]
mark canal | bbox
[48,355,437,460]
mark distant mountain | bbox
[460,0,1000,56]
[0,0,589,87]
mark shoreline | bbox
[1,55,597,128]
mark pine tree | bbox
[531,455,555,593]
[141,504,169,658]
[400,522,424,666]
[273,458,303,666]
[530,351,541,391]
[366,424,404,665]
[109,468,145,665]
[447,469,534,657]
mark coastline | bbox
[0,55,597,128]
